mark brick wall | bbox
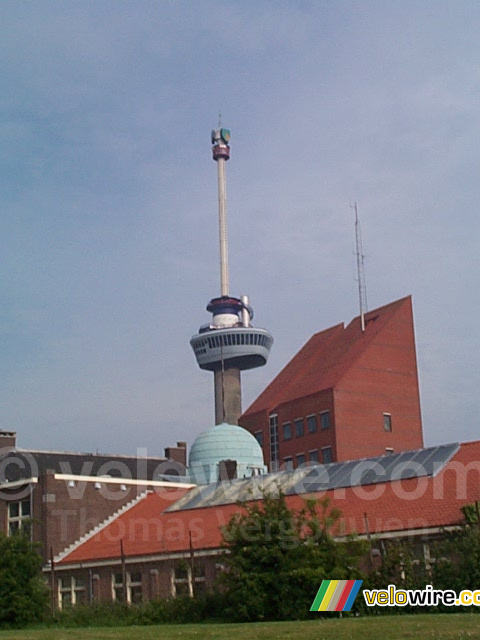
[334,299,423,460]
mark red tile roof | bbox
[59,439,480,565]
[242,296,413,415]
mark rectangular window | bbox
[193,562,206,595]
[112,573,125,602]
[307,415,317,433]
[129,572,143,604]
[296,453,306,467]
[59,576,86,609]
[320,411,330,430]
[173,564,206,597]
[322,447,333,464]
[254,431,263,447]
[173,564,192,597]
[7,499,31,536]
[284,457,293,471]
[308,450,319,463]
[269,414,279,471]
[383,413,392,432]
[282,422,292,440]
[112,572,142,604]
[294,418,304,437]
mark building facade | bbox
[239,297,424,470]
[50,440,480,608]
[0,431,191,562]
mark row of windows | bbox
[58,565,208,609]
[282,411,330,441]
[258,411,391,447]
[206,332,270,350]
[284,446,333,469]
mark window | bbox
[59,576,86,609]
[7,499,31,536]
[283,422,292,440]
[322,447,333,464]
[112,571,143,604]
[385,447,394,454]
[172,563,192,597]
[269,414,279,471]
[307,415,317,433]
[296,453,306,467]
[320,411,330,430]
[129,572,143,604]
[192,562,206,596]
[294,418,304,437]
[383,413,392,432]
[171,562,206,597]
[254,431,263,447]
[113,573,124,602]
[283,457,293,471]
[309,450,319,463]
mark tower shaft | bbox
[214,368,241,425]
[217,155,229,297]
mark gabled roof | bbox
[242,296,413,416]
[58,440,480,566]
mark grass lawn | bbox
[1,615,480,640]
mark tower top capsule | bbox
[211,128,230,161]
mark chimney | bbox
[164,441,187,467]
[0,430,16,450]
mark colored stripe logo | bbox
[310,579,363,612]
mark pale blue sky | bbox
[1,1,479,456]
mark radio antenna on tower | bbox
[351,202,368,331]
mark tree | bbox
[433,523,480,597]
[0,530,48,627]
[216,489,366,621]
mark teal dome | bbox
[188,422,266,485]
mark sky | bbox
[0,1,479,458]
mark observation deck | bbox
[190,295,273,372]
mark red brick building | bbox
[0,431,191,563]
[50,440,478,607]
[239,297,423,470]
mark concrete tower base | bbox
[214,368,242,425]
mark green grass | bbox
[1,615,480,640]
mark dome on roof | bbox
[188,422,266,485]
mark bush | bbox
[0,530,49,627]
[52,593,227,627]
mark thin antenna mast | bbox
[211,128,230,296]
[352,203,368,331]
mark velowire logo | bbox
[310,579,363,612]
